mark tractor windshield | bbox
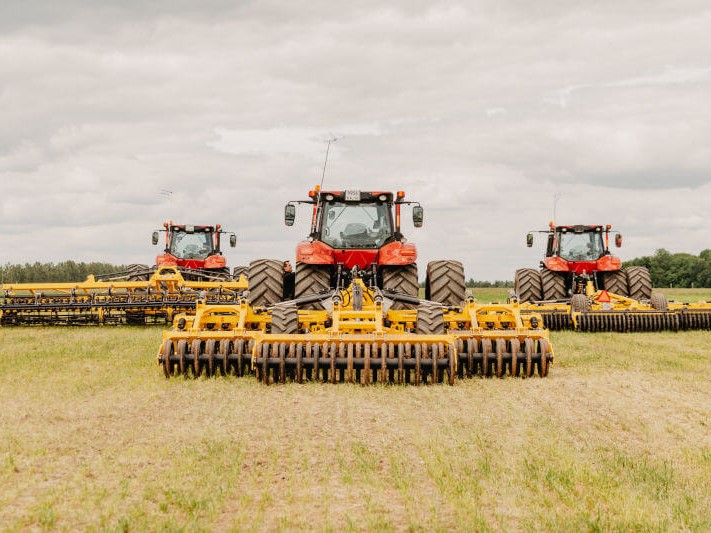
[558,231,605,261]
[320,201,393,249]
[169,230,214,259]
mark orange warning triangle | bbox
[597,290,611,303]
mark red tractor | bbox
[124,221,238,281]
[515,223,652,302]
[244,186,465,307]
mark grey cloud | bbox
[2,1,711,279]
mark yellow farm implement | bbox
[158,274,553,384]
[518,283,711,332]
[0,266,248,326]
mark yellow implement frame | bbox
[519,281,711,331]
[159,278,553,384]
[1,266,248,326]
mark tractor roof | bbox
[164,221,220,232]
[307,187,405,202]
[552,224,610,233]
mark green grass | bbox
[461,287,711,304]
[0,328,709,530]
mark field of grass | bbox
[1,327,709,530]
[465,287,711,304]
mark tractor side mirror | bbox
[284,204,296,226]
[615,233,622,247]
[151,231,159,245]
[412,205,424,228]
[526,233,534,247]
[229,234,237,248]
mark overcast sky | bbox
[1,1,710,280]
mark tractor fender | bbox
[296,240,334,265]
[204,254,227,269]
[595,255,622,272]
[378,241,417,266]
[155,253,179,266]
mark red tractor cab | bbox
[515,223,651,302]
[540,224,621,277]
[284,187,424,300]
[151,222,236,280]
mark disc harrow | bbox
[158,275,554,384]
[0,266,247,326]
[521,284,711,333]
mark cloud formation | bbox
[1,1,710,279]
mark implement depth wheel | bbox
[271,303,299,334]
[650,293,668,312]
[571,294,591,313]
[416,302,445,334]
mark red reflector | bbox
[597,290,611,302]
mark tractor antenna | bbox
[160,189,173,214]
[319,136,341,191]
[312,136,341,236]
[552,193,561,224]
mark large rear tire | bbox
[126,263,150,282]
[514,268,542,303]
[214,267,232,281]
[248,259,284,306]
[295,263,331,309]
[626,266,652,300]
[232,265,248,281]
[425,260,466,306]
[381,263,419,309]
[604,269,628,296]
[540,269,567,301]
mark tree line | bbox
[2,249,710,287]
[0,261,127,283]
[623,249,711,288]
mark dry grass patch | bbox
[0,327,709,530]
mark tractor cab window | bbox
[169,231,214,259]
[320,201,393,249]
[557,231,604,261]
